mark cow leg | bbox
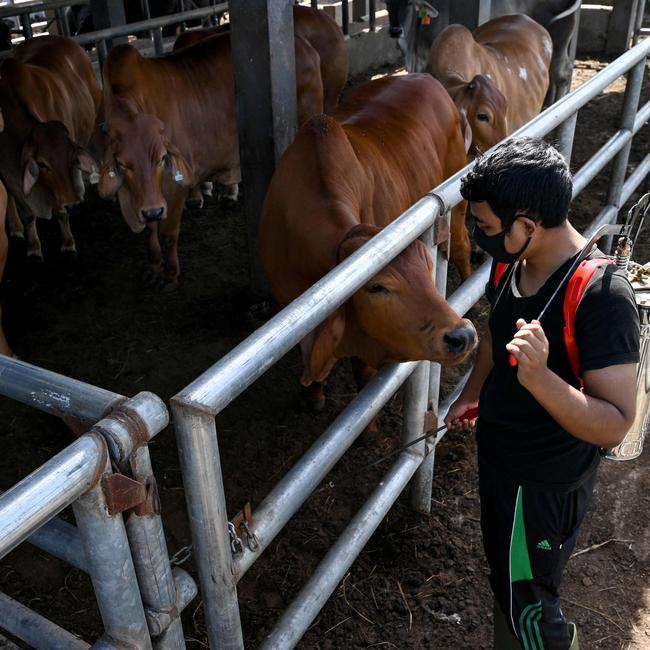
[24,216,43,262]
[217,183,239,206]
[6,196,23,240]
[200,181,213,197]
[351,357,380,439]
[0,184,13,357]
[56,212,77,257]
[160,195,185,287]
[145,221,164,285]
[185,185,204,211]
[449,204,472,281]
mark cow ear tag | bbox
[418,7,431,24]
[174,170,185,184]
[89,171,100,185]
[421,14,431,24]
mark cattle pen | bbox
[0,2,646,650]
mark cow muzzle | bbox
[142,207,165,222]
[388,26,403,38]
[443,321,478,356]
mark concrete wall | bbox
[579,4,614,55]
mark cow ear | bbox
[301,307,346,386]
[459,108,473,154]
[98,162,122,198]
[77,148,98,176]
[163,145,193,188]
[22,159,39,196]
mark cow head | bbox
[21,121,97,214]
[99,104,193,233]
[301,224,477,385]
[451,74,508,159]
[385,0,439,72]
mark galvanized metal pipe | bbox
[27,512,87,572]
[369,0,376,31]
[0,591,90,650]
[0,433,106,559]
[171,403,243,650]
[74,4,227,45]
[404,361,431,513]
[125,446,186,649]
[73,459,152,650]
[556,112,578,162]
[259,452,421,650]
[233,362,416,578]
[606,59,646,209]
[0,356,122,427]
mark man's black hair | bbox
[460,137,573,230]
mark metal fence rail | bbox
[172,35,650,650]
[0,357,196,650]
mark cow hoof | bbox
[218,196,238,210]
[306,396,325,413]
[27,252,44,265]
[185,199,203,211]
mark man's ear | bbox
[517,215,538,236]
[300,307,346,386]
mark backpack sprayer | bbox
[606,191,650,460]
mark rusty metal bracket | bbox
[230,502,259,552]
[433,214,450,246]
[102,474,147,516]
[423,409,439,434]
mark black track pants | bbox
[478,458,596,650]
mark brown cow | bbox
[260,74,476,406]
[99,31,324,286]
[0,35,100,260]
[427,14,552,158]
[173,5,349,113]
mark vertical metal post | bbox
[606,0,638,55]
[125,446,186,650]
[632,0,646,45]
[72,455,152,650]
[90,0,127,48]
[450,0,490,30]
[606,58,645,220]
[556,113,578,163]
[404,360,431,513]
[171,402,244,650]
[229,0,298,300]
[56,7,71,37]
[369,0,376,31]
[341,0,349,35]
[412,212,449,513]
[153,26,164,55]
[311,0,318,7]
[353,0,365,23]
[21,12,32,40]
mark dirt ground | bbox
[0,55,648,650]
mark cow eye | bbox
[37,161,49,170]
[367,283,390,294]
[477,113,490,123]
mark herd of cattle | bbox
[0,2,569,398]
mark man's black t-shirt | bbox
[478,250,640,491]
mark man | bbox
[446,137,640,649]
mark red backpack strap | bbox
[493,262,510,288]
[563,258,615,387]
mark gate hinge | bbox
[229,502,259,553]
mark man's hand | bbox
[505,318,550,389]
[444,399,479,432]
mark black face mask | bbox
[473,225,531,263]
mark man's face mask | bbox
[473,218,531,263]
